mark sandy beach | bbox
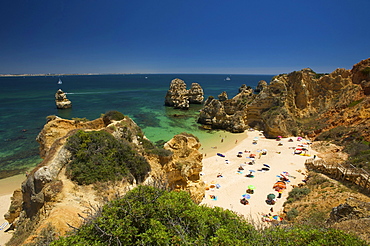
[200,130,316,224]
[0,174,26,245]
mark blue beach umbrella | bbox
[242,194,251,199]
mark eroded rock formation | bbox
[164,78,204,109]
[198,86,254,133]
[198,58,370,139]
[162,133,205,203]
[55,89,72,109]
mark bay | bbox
[0,74,273,178]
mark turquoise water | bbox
[0,74,273,177]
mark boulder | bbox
[55,89,72,109]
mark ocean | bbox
[0,74,273,179]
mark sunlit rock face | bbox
[164,78,204,109]
[197,58,370,139]
[55,89,72,109]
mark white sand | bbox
[200,130,315,224]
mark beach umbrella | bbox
[249,170,256,173]
[240,163,246,166]
[267,193,276,200]
[277,136,282,138]
[238,151,243,154]
[248,185,255,190]
[262,149,267,152]
[249,154,256,158]
[273,181,286,189]
[263,164,270,168]
[242,194,251,199]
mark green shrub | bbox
[286,208,299,220]
[102,110,125,125]
[51,186,367,246]
[65,130,150,185]
[51,186,258,245]
[361,67,370,76]
[285,187,311,204]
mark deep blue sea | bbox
[0,74,273,178]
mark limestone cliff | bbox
[197,58,370,140]
[197,86,254,133]
[55,89,72,109]
[162,132,205,203]
[164,78,204,109]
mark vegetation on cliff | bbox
[283,172,370,242]
[49,185,367,246]
[66,130,151,185]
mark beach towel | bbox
[0,222,9,231]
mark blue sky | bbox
[1,0,369,75]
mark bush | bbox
[51,186,258,245]
[286,208,299,220]
[51,186,368,246]
[285,187,311,204]
[65,130,150,185]
[102,110,125,125]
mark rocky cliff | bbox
[55,89,72,109]
[164,78,204,109]
[162,133,205,203]
[197,86,254,132]
[5,113,205,245]
[197,58,370,140]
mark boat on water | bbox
[225,76,231,81]
[57,78,62,85]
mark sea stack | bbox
[55,89,72,109]
[164,78,204,109]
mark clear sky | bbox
[1,0,369,75]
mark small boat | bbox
[225,76,231,81]
[217,153,225,157]
[57,78,62,85]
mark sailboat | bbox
[225,76,231,81]
[57,78,62,85]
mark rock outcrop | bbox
[162,133,205,203]
[328,197,370,223]
[351,58,370,95]
[197,86,254,133]
[164,78,204,109]
[188,83,204,104]
[55,89,72,109]
[197,58,370,139]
